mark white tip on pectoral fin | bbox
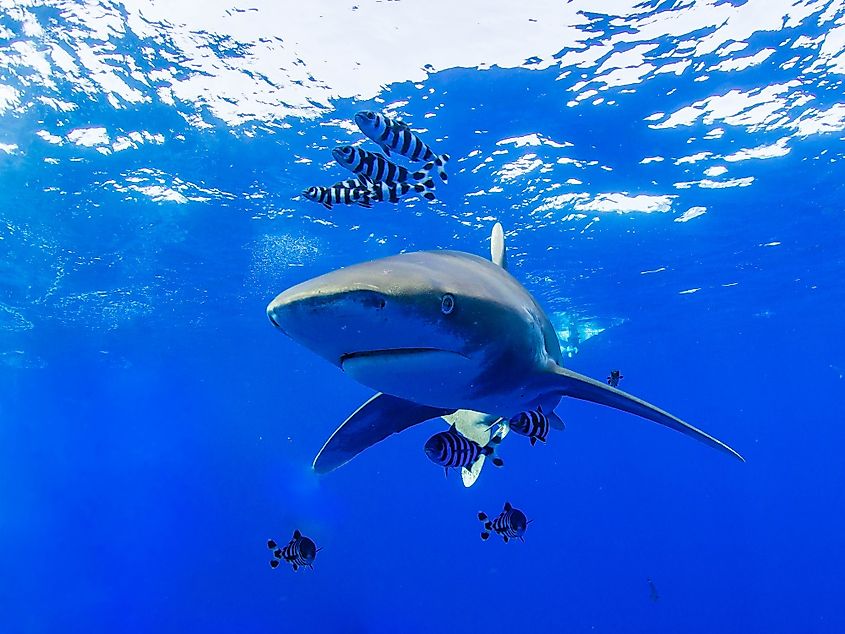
[491,222,507,270]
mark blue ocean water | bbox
[2,1,845,632]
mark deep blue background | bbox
[2,3,845,633]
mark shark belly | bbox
[340,348,483,407]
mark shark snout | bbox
[266,305,283,331]
[266,285,306,335]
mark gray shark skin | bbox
[267,224,744,473]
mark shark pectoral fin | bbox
[545,364,744,462]
[312,393,455,474]
[490,222,507,270]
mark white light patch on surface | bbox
[675,151,712,165]
[496,133,572,149]
[675,176,755,189]
[679,288,701,295]
[67,127,110,147]
[0,84,20,113]
[806,22,845,74]
[0,0,840,132]
[710,48,775,72]
[0,142,18,154]
[724,137,790,162]
[717,41,749,57]
[791,104,845,136]
[704,165,728,177]
[38,96,78,112]
[675,206,707,222]
[496,155,544,181]
[654,59,691,76]
[641,156,664,164]
[652,82,803,131]
[576,193,674,214]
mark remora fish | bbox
[354,110,450,182]
[266,222,744,473]
[332,146,434,186]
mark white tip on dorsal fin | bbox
[491,222,507,270]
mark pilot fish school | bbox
[265,111,745,571]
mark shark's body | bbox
[267,223,743,473]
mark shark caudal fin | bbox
[544,363,744,461]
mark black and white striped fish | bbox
[302,180,372,210]
[365,176,436,203]
[508,405,555,446]
[424,423,503,477]
[354,110,450,182]
[267,530,319,571]
[332,146,435,186]
[478,502,530,543]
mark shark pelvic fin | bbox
[544,363,744,461]
[313,393,455,473]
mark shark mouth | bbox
[339,347,466,366]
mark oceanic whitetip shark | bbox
[267,223,744,474]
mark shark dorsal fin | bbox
[491,222,507,270]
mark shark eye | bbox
[366,112,375,120]
[440,294,455,315]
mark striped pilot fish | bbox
[302,179,372,210]
[267,530,319,571]
[507,405,564,445]
[423,423,503,477]
[478,502,531,543]
[365,176,436,203]
[332,146,437,189]
[354,110,450,183]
